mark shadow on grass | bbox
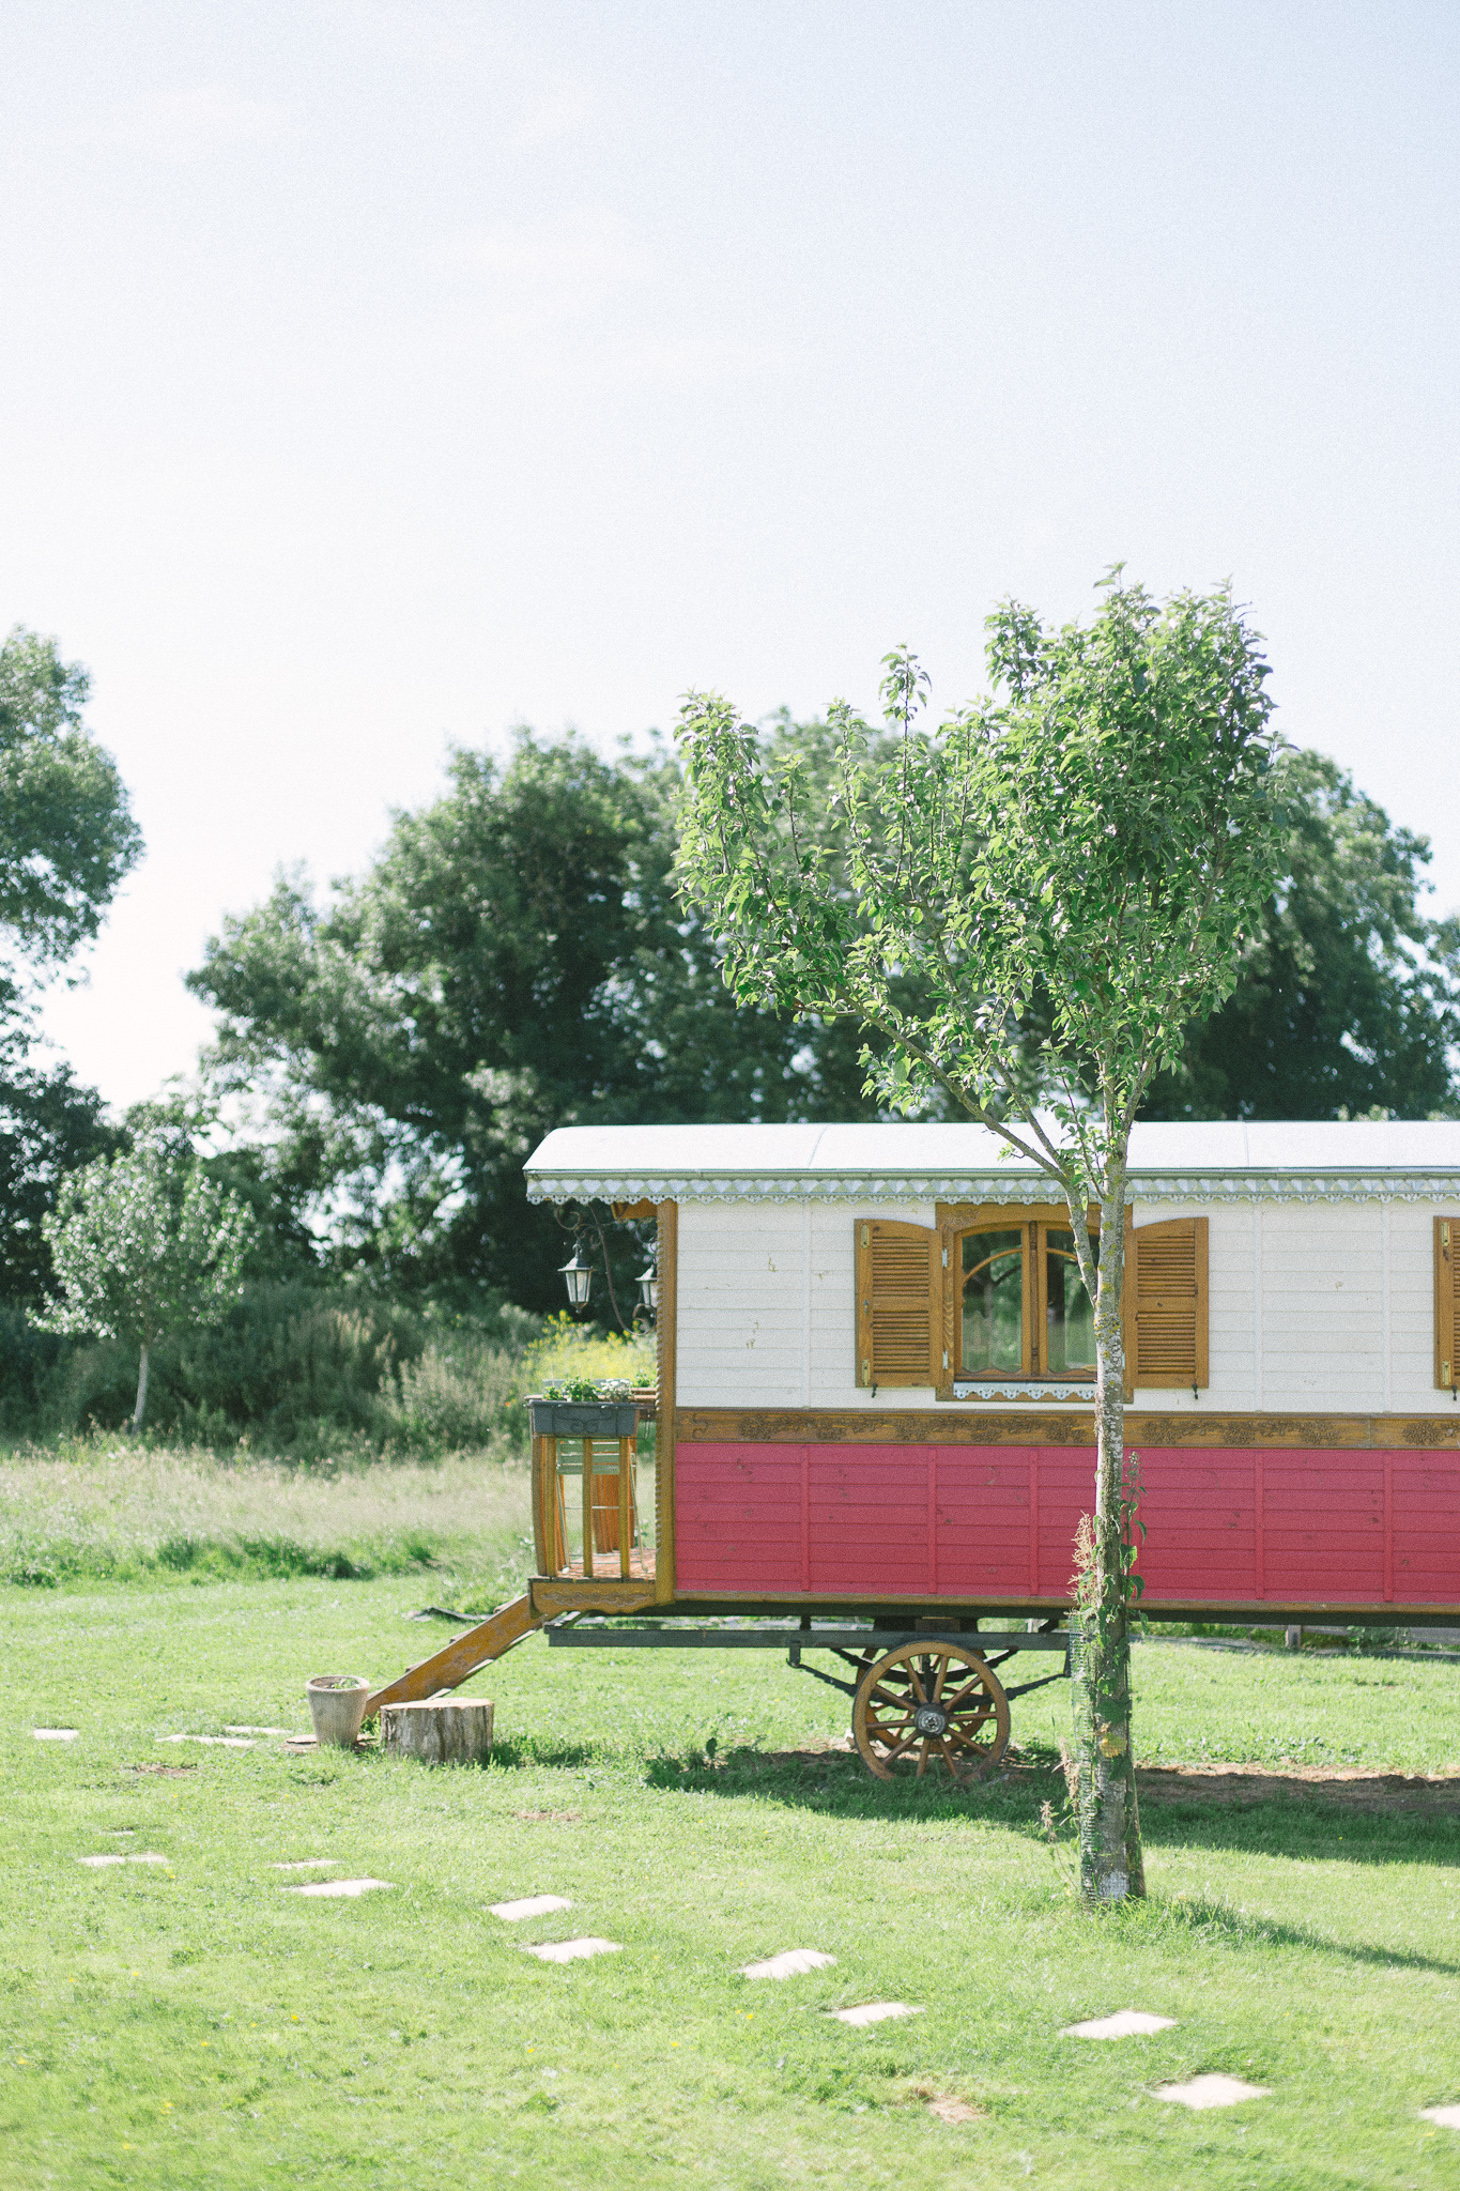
[489,1737,604,1771]
[1143,1893,1460,1978]
[641,1738,1460,1868]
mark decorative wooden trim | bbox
[531,1165,1460,1208]
[612,1199,658,1220]
[530,1578,657,1619]
[936,1200,1096,1230]
[675,1405,1460,1451]
[654,1199,678,1605]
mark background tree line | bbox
[3,620,1459,1439]
[183,726,1460,1315]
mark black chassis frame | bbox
[544,1610,1073,1707]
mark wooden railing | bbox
[530,1391,656,1580]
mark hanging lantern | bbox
[559,1245,594,1313]
[635,1261,659,1319]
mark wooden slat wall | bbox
[671,1438,1460,1607]
[673,1197,1460,1418]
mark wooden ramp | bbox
[364,1594,542,1718]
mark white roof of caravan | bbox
[524,1120,1460,1206]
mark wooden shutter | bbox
[1435,1218,1460,1389]
[855,1220,940,1387]
[1130,1217,1208,1388]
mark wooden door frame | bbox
[654,1198,678,1603]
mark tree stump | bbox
[380,1698,494,1766]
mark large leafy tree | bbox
[188,731,877,1309]
[0,628,142,996]
[0,628,143,1305]
[0,1049,122,1301]
[39,1131,258,1429]
[1144,749,1460,1119]
[187,712,1460,1325]
[675,578,1286,1903]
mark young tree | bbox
[38,1133,258,1429]
[675,576,1285,1903]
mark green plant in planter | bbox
[538,1376,633,1404]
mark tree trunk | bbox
[132,1343,150,1433]
[1069,1162,1145,1903]
[380,1697,494,1766]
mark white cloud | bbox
[429,207,651,329]
[101,85,291,162]
[507,82,597,151]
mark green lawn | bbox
[3,1575,1460,2189]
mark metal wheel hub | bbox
[913,1702,949,1737]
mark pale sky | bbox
[3,1,1457,1110]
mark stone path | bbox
[525,1937,621,1963]
[831,2002,923,2026]
[491,1894,573,1921]
[1153,2073,1270,2110]
[1062,2010,1176,2038]
[283,1878,393,1899]
[162,1733,256,1748]
[741,1949,836,1980]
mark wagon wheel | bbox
[852,1641,1010,1783]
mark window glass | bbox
[1045,1229,1096,1373]
[961,1228,1023,1374]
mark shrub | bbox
[522,1314,655,1392]
[382,1336,531,1456]
[36,1280,430,1456]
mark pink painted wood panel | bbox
[673,1441,1460,1606]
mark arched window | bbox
[957,1218,1096,1381]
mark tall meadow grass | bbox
[0,1438,534,1592]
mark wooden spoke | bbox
[869,1682,918,1711]
[852,1641,1011,1785]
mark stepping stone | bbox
[225,1725,295,1737]
[78,1853,168,1868]
[283,1877,393,1898]
[831,2002,924,2027]
[1062,2010,1177,2038]
[162,1733,255,1748]
[741,1949,837,1980]
[33,1729,78,1741]
[271,1859,339,1871]
[490,1894,573,1921]
[524,1937,621,1963]
[1154,2073,1270,2110]
[1421,2106,1460,2129]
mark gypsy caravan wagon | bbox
[365,1121,1460,1780]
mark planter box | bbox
[528,1399,639,1439]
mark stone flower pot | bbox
[527,1399,639,1439]
[306,1674,371,1748]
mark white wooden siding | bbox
[673,1196,1453,1415]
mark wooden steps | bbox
[364,1594,541,1718]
